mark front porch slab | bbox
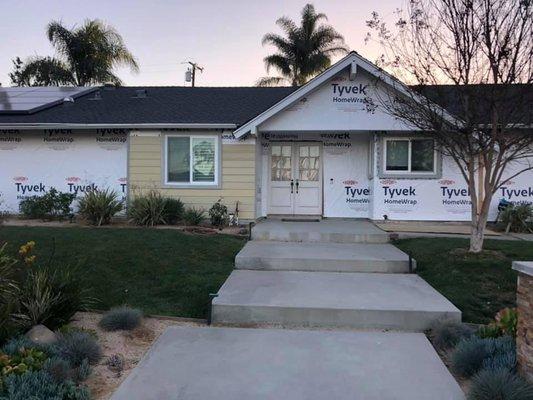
[235,241,414,273]
[212,270,461,331]
[252,219,389,243]
[111,326,464,400]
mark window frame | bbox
[163,133,220,187]
[383,137,437,175]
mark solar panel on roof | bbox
[0,87,97,114]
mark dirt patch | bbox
[69,311,205,400]
[449,247,508,261]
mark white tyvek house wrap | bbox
[258,69,414,132]
[0,130,127,213]
[372,155,473,221]
[489,158,533,221]
[323,133,371,218]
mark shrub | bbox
[99,306,142,331]
[495,308,518,338]
[481,351,517,372]
[0,370,90,400]
[451,336,516,378]
[128,190,166,226]
[478,308,518,339]
[500,203,533,233]
[183,207,205,226]
[451,336,490,377]
[1,337,34,356]
[19,188,75,220]
[53,331,101,367]
[77,189,123,226]
[468,369,533,400]
[0,347,47,377]
[19,265,93,331]
[0,245,24,343]
[430,321,475,351]
[478,323,504,339]
[42,356,91,385]
[2,242,93,341]
[209,200,229,228]
[105,354,125,376]
[42,356,72,383]
[162,198,184,225]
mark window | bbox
[384,138,435,174]
[165,135,219,185]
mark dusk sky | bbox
[0,0,401,87]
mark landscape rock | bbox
[26,324,58,345]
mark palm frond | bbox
[13,56,74,86]
[255,76,289,87]
[263,54,292,75]
[261,33,294,56]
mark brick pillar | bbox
[513,261,533,381]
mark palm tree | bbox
[257,4,348,87]
[9,19,138,86]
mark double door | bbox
[268,142,322,215]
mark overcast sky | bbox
[0,0,401,87]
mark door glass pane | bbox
[411,139,434,172]
[271,145,292,181]
[299,145,319,181]
[167,137,190,182]
[386,140,409,171]
[192,137,216,182]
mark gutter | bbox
[0,123,237,130]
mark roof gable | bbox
[233,51,459,137]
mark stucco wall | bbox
[128,131,256,220]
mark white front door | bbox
[268,142,322,215]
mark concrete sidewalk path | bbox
[111,326,464,400]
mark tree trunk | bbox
[469,192,493,253]
[470,217,486,253]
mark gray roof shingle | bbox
[0,86,297,126]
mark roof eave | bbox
[0,123,237,130]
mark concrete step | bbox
[111,326,464,400]
[252,219,389,244]
[212,270,461,331]
[235,241,414,273]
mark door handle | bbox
[290,180,294,193]
[295,180,299,193]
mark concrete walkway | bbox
[111,219,464,399]
[213,270,460,330]
[236,240,414,273]
[213,219,461,331]
[111,326,464,400]
[252,219,389,243]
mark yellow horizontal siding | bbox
[129,133,256,219]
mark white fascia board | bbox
[0,123,237,130]
[233,51,462,138]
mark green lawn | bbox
[1,226,529,324]
[0,226,245,319]
[394,237,533,324]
